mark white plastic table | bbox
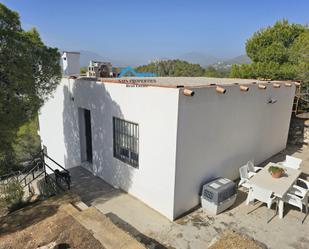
[248,162,301,218]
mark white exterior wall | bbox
[39,78,295,220]
[39,78,179,220]
[38,78,64,168]
[173,84,295,218]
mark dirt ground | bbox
[208,230,264,249]
[0,194,105,249]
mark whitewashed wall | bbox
[39,78,179,220]
[39,78,81,172]
[39,78,295,220]
[173,84,295,218]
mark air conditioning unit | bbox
[200,177,237,215]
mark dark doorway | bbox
[81,109,92,163]
[84,109,93,163]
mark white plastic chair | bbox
[246,185,278,222]
[290,178,309,198]
[279,155,302,169]
[247,160,263,175]
[282,190,309,223]
[238,165,251,190]
[247,185,277,209]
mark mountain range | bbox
[75,50,250,68]
[177,52,221,67]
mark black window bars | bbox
[113,117,139,168]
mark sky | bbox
[2,0,309,65]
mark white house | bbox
[38,57,295,220]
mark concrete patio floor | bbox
[69,145,309,249]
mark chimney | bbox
[62,51,80,76]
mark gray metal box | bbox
[200,177,237,215]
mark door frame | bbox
[78,108,93,164]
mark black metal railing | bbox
[19,161,44,188]
[0,170,22,184]
[44,163,69,191]
[1,149,71,194]
[43,152,69,173]
[42,151,71,190]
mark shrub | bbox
[0,179,24,208]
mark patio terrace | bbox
[69,145,309,249]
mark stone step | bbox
[62,204,145,249]
[74,201,89,211]
[61,203,81,216]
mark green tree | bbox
[289,31,309,82]
[0,3,61,174]
[12,116,41,163]
[136,59,205,77]
[230,20,309,82]
[204,65,229,78]
[80,66,87,74]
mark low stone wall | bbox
[288,116,309,146]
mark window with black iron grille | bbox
[113,117,139,168]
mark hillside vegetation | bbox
[136,59,229,78]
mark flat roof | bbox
[99,77,296,88]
